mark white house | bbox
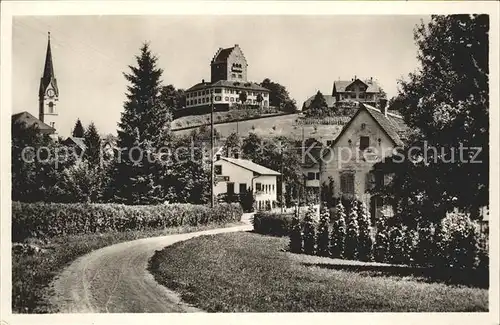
[318,102,409,219]
[213,155,281,210]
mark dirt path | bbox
[49,214,253,313]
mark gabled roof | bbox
[329,103,408,149]
[64,137,87,151]
[332,78,382,94]
[212,47,235,63]
[220,157,281,176]
[12,111,55,133]
[302,94,336,109]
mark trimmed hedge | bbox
[12,202,243,242]
[252,212,295,236]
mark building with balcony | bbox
[332,76,385,106]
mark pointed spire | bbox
[39,31,58,98]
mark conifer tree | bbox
[330,201,346,258]
[344,206,359,260]
[302,206,316,255]
[72,119,85,138]
[111,43,172,205]
[289,209,302,253]
[356,201,373,261]
[84,122,101,166]
[316,203,330,257]
[374,218,389,262]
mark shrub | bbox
[329,201,346,258]
[316,204,330,257]
[435,212,481,269]
[239,189,255,212]
[252,211,294,236]
[344,207,359,260]
[289,210,302,253]
[402,227,417,265]
[356,201,373,262]
[415,223,435,267]
[12,202,243,242]
[388,227,405,264]
[302,206,316,255]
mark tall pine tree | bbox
[72,119,85,138]
[84,122,101,166]
[112,43,172,205]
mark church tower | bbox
[39,32,59,134]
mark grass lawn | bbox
[12,221,243,313]
[149,232,488,312]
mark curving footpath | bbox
[49,214,253,313]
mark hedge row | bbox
[252,212,295,236]
[12,202,243,242]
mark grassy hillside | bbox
[172,113,347,142]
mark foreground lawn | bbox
[12,221,243,313]
[149,232,488,312]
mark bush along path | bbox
[48,213,253,313]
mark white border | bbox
[1,1,499,325]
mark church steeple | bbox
[39,32,58,98]
[39,32,59,134]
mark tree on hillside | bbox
[224,132,241,158]
[72,119,85,138]
[261,78,297,112]
[160,84,186,111]
[238,91,248,107]
[84,122,101,166]
[111,43,172,205]
[371,15,489,224]
[256,93,264,109]
[304,91,329,118]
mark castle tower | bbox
[210,44,248,83]
[39,32,59,134]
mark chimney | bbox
[216,153,221,161]
[202,79,205,83]
[379,98,388,116]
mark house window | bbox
[238,74,242,78]
[307,172,315,180]
[360,136,370,150]
[326,140,333,146]
[215,96,222,101]
[215,88,222,93]
[232,73,236,78]
[340,173,355,195]
[315,172,320,180]
[225,97,229,101]
[215,165,222,175]
[239,183,247,193]
[50,122,55,128]
[230,97,235,102]
[255,183,262,191]
[272,184,275,192]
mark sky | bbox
[12,15,430,137]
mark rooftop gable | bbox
[220,157,280,176]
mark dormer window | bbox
[360,136,370,150]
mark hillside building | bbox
[182,45,270,116]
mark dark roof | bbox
[332,78,382,94]
[303,94,336,109]
[220,157,281,176]
[39,33,59,98]
[63,137,87,151]
[328,103,408,150]
[186,80,269,93]
[212,47,235,63]
[12,111,55,133]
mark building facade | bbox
[332,77,385,107]
[39,32,59,137]
[213,156,280,210]
[318,102,408,218]
[182,44,270,115]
